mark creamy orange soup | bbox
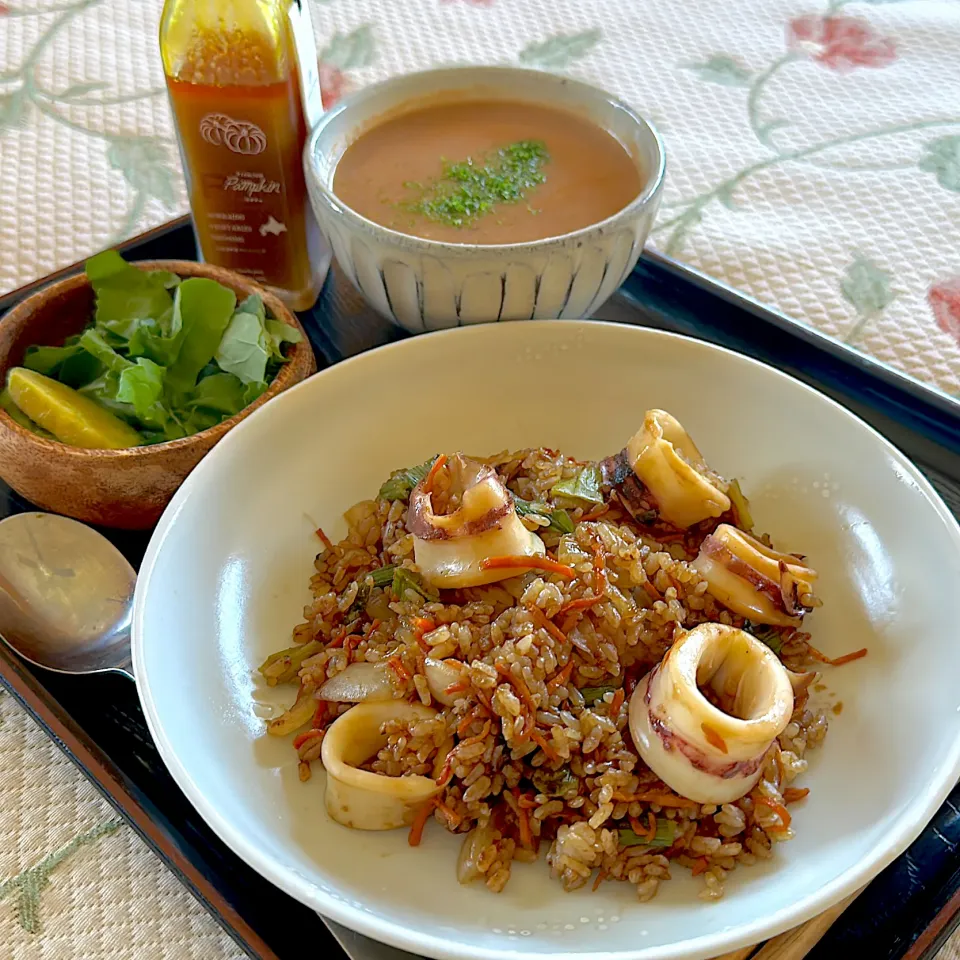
[332,99,644,244]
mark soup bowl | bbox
[304,66,665,332]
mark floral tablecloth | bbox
[2,0,960,957]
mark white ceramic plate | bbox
[133,321,960,960]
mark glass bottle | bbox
[159,0,329,310]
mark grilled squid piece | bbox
[410,454,545,588]
[321,701,442,830]
[692,524,820,626]
[624,410,730,528]
[628,623,795,804]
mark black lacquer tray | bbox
[2,218,960,960]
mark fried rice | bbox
[259,444,846,902]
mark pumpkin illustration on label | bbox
[224,120,268,155]
[199,113,268,155]
[199,113,232,146]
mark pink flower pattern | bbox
[929,279,960,349]
[787,15,896,71]
[318,62,347,109]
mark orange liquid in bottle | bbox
[162,19,328,310]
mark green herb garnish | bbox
[551,465,603,505]
[346,564,399,622]
[378,456,439,501]
[618,819,677,849]
[13,250,301,445]
[392,566,439,602]
[579,684,616,706]
[404,140,549,228]
[743,621,783,654]
[514,497,575,535]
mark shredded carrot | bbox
[666,574,684,594]
[592,867,607,892]
[629,815,649,840]
[444,678,470,696]
[460,719,492,748]
[610,688,625,715]
[642,580,663,601]
[546,660,575,692]
[755,796,792,829]
[592,545,607,595]
[560,612,580,635]
[647,811,657,841]
[315,526,334,551]
[458,706,484,738]
[527,604,569,646]
[326,628,348,649]
[496,662,539,715]
[435,798,462,829]
[408,798,437,847]
[423,454,448,494]
[558,595,602,616]
[387,656,411,682]
[701,722,729,755]
[311,702,328,729]
[691,857,710,877]
[411,616,436,635]
[434,751,455,787]
[531,728,560,763]
[517,793,540,809]
[293,729,324,750]
[481,555,575,578]
[807,643,868,667]
[782,787,810,804]
[580,503,610,522]
[514,789,533,848]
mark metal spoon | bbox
[0,512,136,681]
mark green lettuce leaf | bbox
[85,250,177,328]
[116,358,165,417]
[165,278,237,393]
[215,307,270,385]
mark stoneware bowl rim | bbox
[304,64,666,255]
[0,259,312,460]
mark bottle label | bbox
[288,0,323,130]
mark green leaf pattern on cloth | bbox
[518,29,602,69]
[919,136,960,193]
[683,55,752,86]
[841,255,898,342]
[0,820,121,933]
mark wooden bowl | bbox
[0,261,317,529]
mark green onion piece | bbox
[743,621,783,654]
[378,456,438,501]
[257,639,323,684]
[551,465,603,505]
[392,566,439,602]
[579,684,616,706]
[346,564,399,622]
[618,819,677,849]
[365,564,398,588]
[515,497,574,535]
[728,478,754,531]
